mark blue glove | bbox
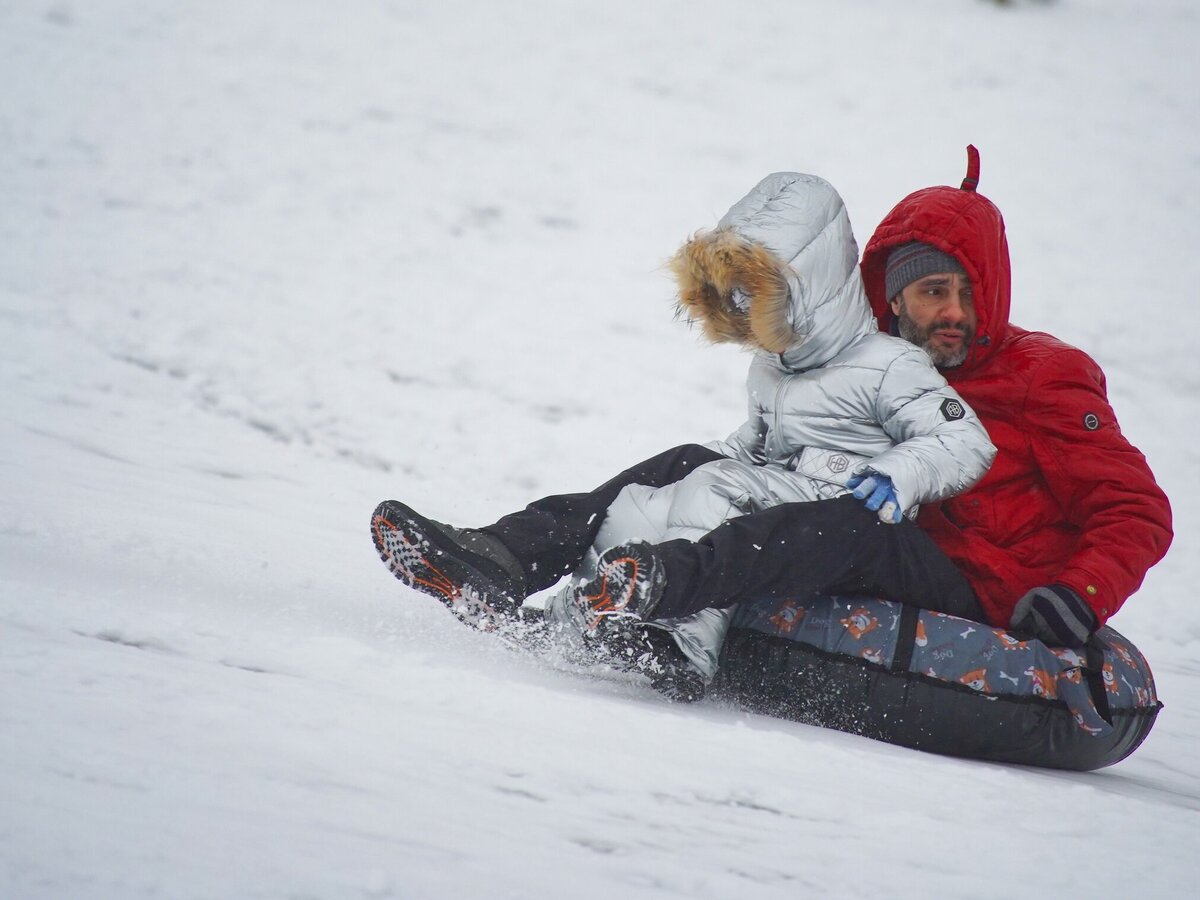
[1009,584,1097,648]
[846,473,902,525]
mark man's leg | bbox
[649,496,984,622]
[372,444,724,630]
[483,443,725,593]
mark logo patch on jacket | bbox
[1083,412,1100,431]
[940,399,966,421]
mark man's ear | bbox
[889,295,902,316]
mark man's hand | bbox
[1009,585,1097,648]
[847,473,902,525]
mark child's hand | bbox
[847,474,902,525]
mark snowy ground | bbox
[3,0,1199,897]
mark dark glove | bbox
[847,473,902,524]
[1009,584,1097,648]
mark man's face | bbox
[889,272,978,368]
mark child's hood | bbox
[671,172,875,370]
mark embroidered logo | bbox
[1083,412,1100,431]
[940,398,966,421]
[829,454,849,473]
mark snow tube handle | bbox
[1084,634,1114,726]
[890,603,920,673]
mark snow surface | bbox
[3,0,1199,897]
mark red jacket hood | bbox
[861,147,1011,376]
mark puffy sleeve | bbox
[1023,348,1172,621]
[857,346,997,511]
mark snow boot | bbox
[641,629,707,703]
[593,620,706,703]
[371,499,528,631]
[573,541,666,632]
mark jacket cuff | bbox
[1054,570,1112,624]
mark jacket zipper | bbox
[773,359,794,463]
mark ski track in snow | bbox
[3,1,1200,897]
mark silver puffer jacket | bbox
[677,172,995,512]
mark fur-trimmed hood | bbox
[670,172,876,370]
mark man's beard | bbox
[896,310,974,368]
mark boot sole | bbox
[576,545,664,632]
[371,499,521,631]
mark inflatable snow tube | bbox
[714,595,1161,770]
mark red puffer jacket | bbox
[860,149,1172,628]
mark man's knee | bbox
[630,444,727,485]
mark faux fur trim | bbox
[669,229,795,353]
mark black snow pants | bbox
[482,443,985,623]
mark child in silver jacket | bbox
[548,173,996,681]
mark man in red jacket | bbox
[856,147,1172,644]
[372,149,1172,654]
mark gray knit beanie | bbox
[885,242,965,300]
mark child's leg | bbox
[579,456,791,579]
[546,460,757,681]
[648,608,733,683]
[583,483,675,577]
[483,444,725,593]
[651,460,823,681]
[542,479,685,646]
[660,458,822,541]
